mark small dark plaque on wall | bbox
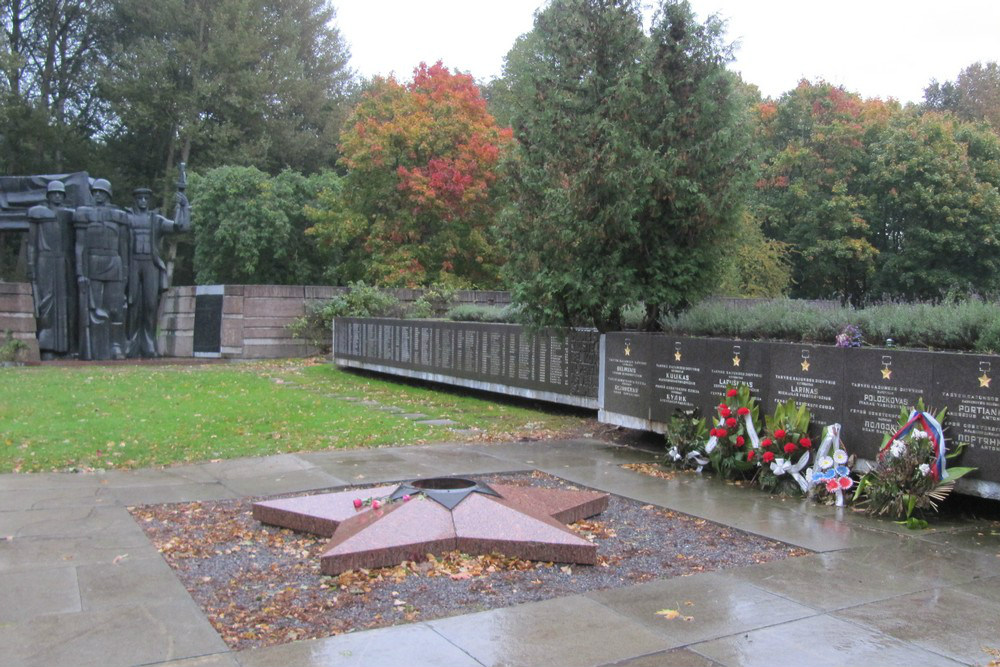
[568,330,600,398]
[701,338,771,416]
[766,343,846,425]
[649,335,711,422]
[933,353,1000,479]
[842,348,933,460]
[603,332,651,419]
[192,294,223,354]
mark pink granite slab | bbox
[451,493,597,565]
[490,484,609,524]
[252,485,398,537]
[320,498,458,574]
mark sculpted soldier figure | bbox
[124,182,190,357]
[26,181,76,359]
[74,178,128,360]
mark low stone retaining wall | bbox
[0,282,39,362]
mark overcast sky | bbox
[334,0,1000,104]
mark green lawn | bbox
[0,360,587,472]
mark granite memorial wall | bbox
[600,333,999,491]
[333,317,601,408]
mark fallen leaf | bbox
[655,608,693,621]
[112,554,128,565]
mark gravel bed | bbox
[129,471,808,650]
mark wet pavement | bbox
[1,438,998,667]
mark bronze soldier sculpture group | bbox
[26,171,190,360]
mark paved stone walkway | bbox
[2,439,998,667]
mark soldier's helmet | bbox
[46,180,66,194]
[91,178,112,197]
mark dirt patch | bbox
[129,471,808,651]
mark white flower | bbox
[819,455,834,470]
[918,463,931,476]
[833,449,848,465]
[668,446,681,461]
[889,439,907,458]
[912,429,928,440]
[805,467,815,483]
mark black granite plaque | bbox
[701,338,771,416]
[649,335,711,422]
[842,348,934,459]
[548,333,567,387]
[933,353,1000,480]
[192,294,223,354]
[516,331,535,383]
[568,330,600,397]
[766,343,846,424]
[603,332,651,419]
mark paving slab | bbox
[109,481,241,506]
[598,648,724,667]
[400,413,428,420]
[914,523,1000,554]
[220,468,348,497]
[0,485,108,511]
[586,570,816,648]
[76,554,193,611]
[193,453,316,481]
[427,595,674,667]
[415,418,461,426]
[732,541,990,611]
[237,622,482,667]
[0,596,227,667]
[156,653,241,667]
[690,614,965,667]
[834,585,1000,665]
[0,567,81,621]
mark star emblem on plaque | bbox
[624,338,631,357]
[980,361,992,388]
[800,349,810,372]
[881,355,893,380]
[732,345,741,367]
[674,342,682,362]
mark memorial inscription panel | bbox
[603,333,651,419]
[766,343,845,423]
[842,348,932,460]
[933,353,1000,480]
[702,338,771,416]
[649,336,711,422]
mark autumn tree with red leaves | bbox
[308,61,513,287]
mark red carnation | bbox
[726,417,737,428]
[747,450,755,462]
[761,438,773,448]
[763,451,775,463]
[720,406,732,418]
[783,443,796,454]
[799,437,812,448]
[717,428,728,438]
[736,436,745,447]
[737,407,750,416]
[727,388,738,397]
[774,429,786,439]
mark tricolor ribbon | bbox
[881,411,947,480]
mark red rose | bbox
[726,417,737,428]
[761,438,773,448]
[783,443,796,454]
[717,428,728,438]
[736,436,745,447]
[737,407,750,416]
[727,388,738,397]
[763,451,775,463]
[799,437,812,448]
[353,498,363,509]
[774,429,786,439]
[747,450,755,462]
[718,403,727,412]
[720,406,732,418]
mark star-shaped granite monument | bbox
[253,477,610,574]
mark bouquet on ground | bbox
[663,408,709,470]
[807,424,854,506]
[854,400,975,528]
[755,400,813,495]
[704,384,761,480]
